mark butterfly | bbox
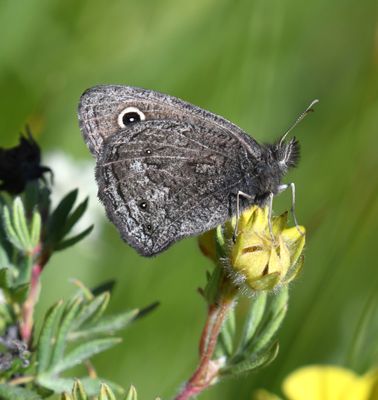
[78,85,315,256]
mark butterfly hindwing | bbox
[96,120,254,256]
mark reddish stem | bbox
[20,245,50,344]
[20,264,41,344]
[175,298,233,400]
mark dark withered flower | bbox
[0,128,51,194]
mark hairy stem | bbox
[20,245,50,344]
[175,297,234,400]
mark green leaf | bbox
[91,280,116,296]
[68,309,139,341]
[220,342,279,377]
[62,198,89,238]
[38,377,123,397]
[99,384,116,400]
[238,292,267,351]
[0,267,14,289]
[131,301,159,321]
[12,197,31,250]
[55,225,94,251]
[71,279,94,301]
[0,245,10,269]
[71,293,110,331]
[0,384,42,400]
[37,377,83,395]
[50,299,82,366]
[3,206,23,250]
[96,379,124,396]
[249,288,288,354]
[30,210,41,248]
[72,380,88,400]
[37,300,64,373]
[61,393,73,400]
[50,338,121,374]
[10,283,30,303]
[125,385,138,400]
[203,264,223,304]
[46,189,78,246]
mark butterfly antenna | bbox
[279,99,319,146]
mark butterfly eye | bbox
[118,107,146,128]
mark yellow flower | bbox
[229,206,305,291]
[254,365,378,400]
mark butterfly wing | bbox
[79,85,264,256]
[97,119,262,256]
[78,85,261,157]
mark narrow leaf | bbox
[133,301,160,321]
[68,310,139,341]
[51,299,82,366]
[47,189,78,245]
[61,393,73,400]
[38,377,122,397]
[220,342,279,376]
[3,206,23,250]
[96,379,124,396]
[0,245,10,268]
[62,198,89,237]
[37,377,83,395]
[55,225,94,251]
[11,283,30,303]
[50,338,122,374]
[0,384,42,400]
[0,267,13,289]
[249,289,288,354]
[71,293,110,331]
[99,384,116,400]
[37,301,64,373]
[13,197,31,250]
[239,292,267,350]
[30,210,41,248]
[91,280,116,296]
[72,380,88,400]
[125,385,138,400]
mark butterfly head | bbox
[268,137,300,174]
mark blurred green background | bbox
[1,0,377,398]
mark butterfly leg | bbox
[267,192,275,241]
[277,182,304,235]
[233,190,255,242]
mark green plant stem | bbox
[175,296,234,400]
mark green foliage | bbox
[0,158,158,398]
[44,189,93,252]
[30,281,156,396]
[60,381,162,400]
[0,385,42,400]
[213,288,288,378]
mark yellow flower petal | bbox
[228,205,306,292]
[282,365,377,400]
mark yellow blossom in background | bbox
[254,365,378,400]
[230,206,305,291]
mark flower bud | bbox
[229,206,305,291]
